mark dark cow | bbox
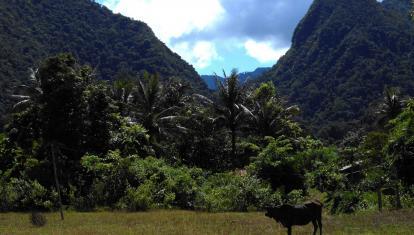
[265,200,323,235]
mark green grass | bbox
[1,209,414,234]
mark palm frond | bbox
[12,100,33,112]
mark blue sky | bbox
[96,0,313,75]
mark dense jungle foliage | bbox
[0,0,205,129]
[261,0,414,142]
[1,0,414,218]
[1,54,414,215]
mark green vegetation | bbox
[1,210,414,234]
[2,53,414,218]
[0,0,205,128]
[1,1,414,232]
[261,0,414,142]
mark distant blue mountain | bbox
[201,67,271,90]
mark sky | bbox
[96,0,313,75]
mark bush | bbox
[118,183,154,211]
[81,153,204,210]
[0,177,56,211]
[110,121,154,157]
[68,185,96,211]
[329,190,367,214]
[285,189,305,205]
[401,186,414,208]
[195,173,280,212]
[125,157,204,210]
[249,137,306,194]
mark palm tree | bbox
[249,81,300,138]
[131,73,184,152]
[411,0,414,21]
[11,68,42,112]
[11,68,65,220]
[110,78,135,115]
[216,69,250,160]
[378,88,403,127]
[378,88,404,209]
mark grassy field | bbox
[1,209,414,235]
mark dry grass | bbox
[0,209,413,235]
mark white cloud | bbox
[101,0,119,9]
[244,39,289,63]
[107,0,224,43]
[99,0,311,70]
[172,41,220,69]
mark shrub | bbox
[81,153,204,210]
[329,190,367,214]
[110,121,154,157]
[0,177,55,212]
[68,185,96,211]
[285,189,305,205]
[126,157,204,209]
[249,137,306,194]
[195,173,280,212]
[118,183,154,211]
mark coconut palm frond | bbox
[192,94,214,105]
[12,100,33,112]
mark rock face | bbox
[262,0,414,140]
[0,0,206,127]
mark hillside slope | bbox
[0,0,205,126]
[262,0,414,140]
[382,0,412,16]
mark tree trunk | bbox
[51,144,64,220]
[377,188,383,212]
[395,183,402,209]
[231,126,236,161]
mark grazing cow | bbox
[265,200,323,235]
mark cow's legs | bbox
[312,220,318,235]
[317,217,322,235]
[287,226,292,235]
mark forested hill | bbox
[261,0,414,141]
[0,0,205,126]
[382,0,412,16]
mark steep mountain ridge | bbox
[0,0,205,127]
[262,0,414,140]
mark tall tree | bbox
[360,132,390,212]
[110,73,135,116]
[39,54,92,219]
[216,70,249,161]
[10,54,93,219]
[378,88,403,127]
[378,88,404,209]
[387,99,414,187]
[411,0,414,20]
[249,82,300,138]
[131,74,186,154]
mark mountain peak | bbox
[263,0,414,140]
[292,0,381,47]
